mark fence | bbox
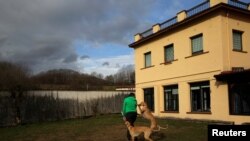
[0,92,127,127]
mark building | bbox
[129,0,250,124]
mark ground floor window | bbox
[190,81,210,112]
[164,85,178,111]
[229,83,250,115]
[143,88,154,112]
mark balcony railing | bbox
[141,28,153,38]
[160,16,178,30]
[228,0,249,10]
[186,1,210,17]
[137,0,249,41]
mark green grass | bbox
[0,114,210,141]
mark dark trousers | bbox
[125,112,137,141]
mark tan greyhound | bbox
[137,101,168,131]
[125,121,153,141]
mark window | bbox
[233,30,243,51]
[229,83,250,115]
[164,44,174,62]
[144,52,151,68]
[164,85,179,111]
[191,34,203,54]
[232,67,244,72]
[144,88,154,111]
[190,81,210,112]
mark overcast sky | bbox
[0,0,249,75]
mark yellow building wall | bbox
[135,13,224,84]
[134,10,250,124]
[220,11,250,70]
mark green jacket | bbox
[122,96,137,115]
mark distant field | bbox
[0,114,210,141]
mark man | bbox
[122,93,138,141]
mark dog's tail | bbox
[152,124,168,132]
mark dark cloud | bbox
[63,53,78,63]
[0,0,155,74]
[80,55,90,60]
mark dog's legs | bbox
[137,105,142,115]
[144,131,153,141]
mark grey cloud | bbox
[0,0,155,74]
[0,36,7,47]
[80,55,90,60]
[63,53,78,63]
[102,62,110,67]
[115,63,120,68]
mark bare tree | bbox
[0,61,31,125]
[112,65,135,85]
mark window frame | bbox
[232,30,243,51]
[164,44,174,63]
[143,87,155,112]
[229,83,250,116]
[190,33,203,55]
[144,51,152,68]
[164,85,179,112]
[190,81,211,112]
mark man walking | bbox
[122,93,138,141]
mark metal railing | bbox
[186,1,210,17]
[228,0,249,10]
[138,0,249,39]
[141,28,153,38]
[160,16,178,30]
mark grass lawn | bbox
[0,114,210,141]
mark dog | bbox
[137,101,168,131]
[125,121,153,141]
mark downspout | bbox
[226,11,231,70]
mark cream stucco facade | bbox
[129,0,250,124]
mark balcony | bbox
[186,1,210,18]
[141,28,153,38]
[160,16,178,30]
[228,0,249,9]
[134,0,250,42]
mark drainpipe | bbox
[226,11,231,71]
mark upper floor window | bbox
[144,52,151,68]
[191,34,203,55]
[164,44,174,62]
[233,30,243,51]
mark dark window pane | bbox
[190,81,210,112]
[144,88,154,111]
[191,34,203,54]
[164,85,179,111]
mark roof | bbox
[214,69,250,83]
[129,3,250,48]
